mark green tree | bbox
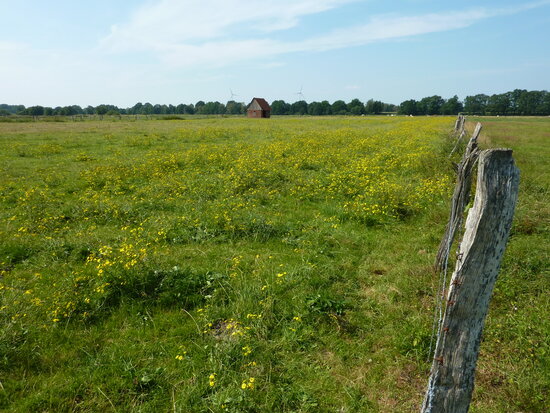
[509,89,526,115]
[72,105,84,115]
[307,101,323,116]
[464,94,488,115]
[540,91,550,115]
[348,98,365,115]
[517,90,544,115]
[291,100,308,115]
[398,100,418,115]
[0,104,25,114]
[27,106,45,116]
[319,100,332,115]
[486,93,510,115]
[198,101,225,114]
[142,103,154,115]
[383,103,397,113]
[440,95,463,115]
[129,102,143,115]
[60,106,77,116]
[419,95,444,115]
[95,105,109,118]
[195,101,205,113]
[365,99,375,114]
[331,100,347,115]
[226,101,244,115]
[271,100,290,115]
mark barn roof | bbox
[249,98,271,111]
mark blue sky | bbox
[1,0,549,107]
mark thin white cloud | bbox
[159,39,283,67]
[295,0,550,52]
[100,0,550,68]
[293,8,500,52]
[102,0,358,52]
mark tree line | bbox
[398,89,550,116]
[2,89,549,117]
[270,99,395,115]
[0,99,394,117]
[0,101,247,117]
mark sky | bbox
[1,0,549,107]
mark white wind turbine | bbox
[295,86,306,101]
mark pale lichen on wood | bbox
[435,122,482,272]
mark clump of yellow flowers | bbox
[241,377,255,390]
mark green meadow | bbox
[0,116,547,412]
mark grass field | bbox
[0,116,547,412]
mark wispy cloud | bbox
[295,10,493,51]
[297,0,550,52]
[100,0,550,68]
[102,0,358,52]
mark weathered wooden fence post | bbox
[453,114,465,134]
[449,115,468,157]
[435,122,482,271]
[421,149,519,413]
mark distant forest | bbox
[399,89,550,116]
[1,89,549,117]
[0,99,396,117]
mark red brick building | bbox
[247,98,271,118]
